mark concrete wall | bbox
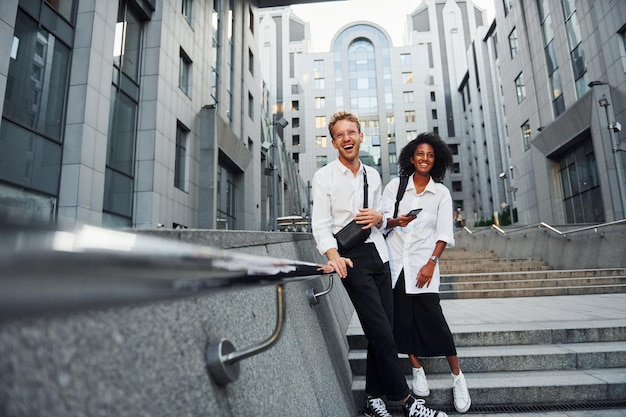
[0,231,356,417]
[454,223,626,270]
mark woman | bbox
[382,132,471,414]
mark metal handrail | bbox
[0,221,334,386]
[483,219,626,237]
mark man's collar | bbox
[335,158,363,175]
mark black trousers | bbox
[341,243,410,401]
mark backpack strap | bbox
[384,175,410,239]
[392,176,410,218]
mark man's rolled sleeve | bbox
[311,170,338,256]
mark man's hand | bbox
[325,248,353,279]
[355,208,383,229]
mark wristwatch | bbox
[429,255,439,264]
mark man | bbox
[311,111,447,417]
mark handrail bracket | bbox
[206,284,285,386]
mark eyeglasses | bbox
[333,130,360,141]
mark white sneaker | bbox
[406,398,448,417]
[452,371,471,413]
[411,367,430,397]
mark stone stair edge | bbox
[442,268,626,276]
[351,366,626,389]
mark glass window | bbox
[216,161,238,230]
[292,135,300,146]
[314,78,325,89]
[545,40,558,74]
[521,120,531,151]
[0,121,62,194]
[508,28,518,58]
[107,89,137,176]
[179,48,192,96]
[570,44,586,80]
[292,117,300,128]
[315,96,325,109]
[503,0,512,16]
[248,91,253,119]
[402,72,413,84]
[248,48,254,75]
[315,136,327,148]
[558,138,604,223]
[316,155,327,168]
[400,53,411,65]
[4,11,70,142]
[114,6,142,82]
[405,111,415,123]
[564,13,582,48]
[403,91,414,104]
[103,168,133,224]
[406,130,417,141]
[104,1,143,227]
[430,91,436,102]
[291,100,299,111]
[315,116,326,128]
[175,122,188,191]
[515,72,526,103]
[541,14,554,45]
[45,0,76,21]
[432,109,438,120]
[182,0,193,25]
[313,59,324,73]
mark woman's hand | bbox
[416,262,435,288]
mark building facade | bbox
[482,0,626,225]
[271,0,488,220]
[0,0,309,231]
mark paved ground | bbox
[441,292,626,334]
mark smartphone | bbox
[407,208,422,217]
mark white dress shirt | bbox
[382,175,454,294]
[311,158,388,263]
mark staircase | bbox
[348,247,626,415]
[440,248,626,299]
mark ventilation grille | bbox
[385,400,626,414]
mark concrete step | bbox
[443,268,626,280]
[439,269,626,298]
[440,275,626,290]
[348,340,626,375]
[347,321,626,351]
[441,264,552,274]
[352,367,626,413]
[441,282,626,299]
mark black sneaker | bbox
[403,397,448,417]
[364,396,392,417]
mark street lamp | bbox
[598,97,626,219]
[271,117,289,231]
[499,171,512,225]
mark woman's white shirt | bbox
[382,175,454,294]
